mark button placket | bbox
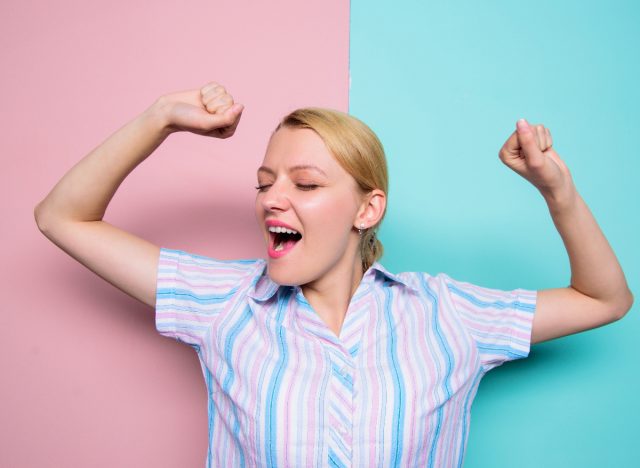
[324,345,356,466]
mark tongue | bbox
[282,238,298,250]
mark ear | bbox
[354,189,386,229]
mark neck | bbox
[301,251,364,337]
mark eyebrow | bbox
[257,164,328,177]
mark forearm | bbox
[30,82,242,308]
[35,100,170,228]
[545,189,633,309]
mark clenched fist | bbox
[153,81,244,138]
[499,119,575,205]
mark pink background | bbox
[0,1,348,466]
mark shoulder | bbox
[158,247,267,291]
[393,267,534,305]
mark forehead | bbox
[259,127,343,177]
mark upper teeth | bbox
[268,226,299,235]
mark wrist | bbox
[143,97,177,138]
[543,184,579,216]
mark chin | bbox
[266,263,305,286]
[267,260,327,287]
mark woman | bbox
[35,81,633,467]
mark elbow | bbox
[610,287,634,322]
[34,200,58,238]
[34,201,46,232]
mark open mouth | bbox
[268,226,302,258]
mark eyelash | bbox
[254,184,319,192]
[297,184,319,191]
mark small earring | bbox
[358,223,365,236]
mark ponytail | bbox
[360,228,383,271]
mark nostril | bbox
[263,195,289,211]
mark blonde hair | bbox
[275,108,388,271]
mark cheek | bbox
[299,190,359,242]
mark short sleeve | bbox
[155,248,262,348]
[440,273,537,372]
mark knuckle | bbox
[201,82,218,94]
[498,146,508,159]
[218,126,234,139]
[155,94,168,106]
[529,159,544,169]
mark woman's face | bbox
[255,126,364,286]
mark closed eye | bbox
[296,184,318,191]
[255,184,271,192]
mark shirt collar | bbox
[248,260,416,302]
[369,261,417,291]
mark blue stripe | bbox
[221,305,252,468]
[457,368,483,468]
[264,289,290,467]
[157,323,209,335]
[474,331,531,349]
[329,401,351,427]
[331,362,353,390]
[328,425,351,458]
[328,448,348,468]
[477,343,528,359]
[373,292,386,467]
[157,287,238,304]
[155,304,222,315]
[384,287,405,467]
[447,283,535,312]
[202,353,216,468]
[421,276,454,467]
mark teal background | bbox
[350,1,639,466]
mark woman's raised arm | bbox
[34,82,243,308]
[498,119,633,344]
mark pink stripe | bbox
[434,279,465,463]
[306,340,324,467]
[245,312,270,461]
[231,312,262,461]
[281,333,296,466]
[396,291,418,461]
[366,296,381,467]
[162,279,243,291]
[160,261,248,277]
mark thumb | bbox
[223,103,244,133]
[202,102,243,129]
[516,119,544,168]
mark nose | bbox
[260,181,291,212]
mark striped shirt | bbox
[155,248,536,467]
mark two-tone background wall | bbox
[1,0,638,466]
